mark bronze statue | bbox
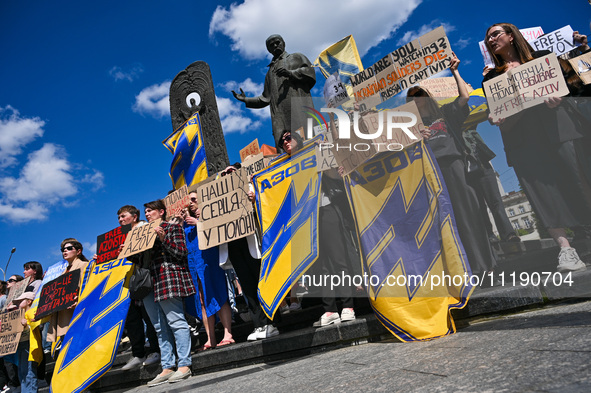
[232,34,316,152]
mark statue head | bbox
[266,34,285,58]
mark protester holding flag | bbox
[407,54,496,276]
[483,23,591,272]
[47,239,89,343]
[182,192,234,350]
[141,200,195,386]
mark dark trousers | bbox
[467,165,515,240]
[228,237,270,328]
[126,301,159,358]
[319,204,354,313]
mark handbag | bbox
[464,154,483,175]
[129,266,152,300]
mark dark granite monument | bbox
[169,61,230,175]
[232,34,316,152]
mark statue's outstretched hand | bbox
[232,88,246,102]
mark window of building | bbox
[512,220,520,229]
[509,208,515,217]
[523,217,532,228]
[519,205,525,214]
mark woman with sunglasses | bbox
[406,54,496,277]
[483,23,591,272]
[181,191,234,350]
[141,199,195,385]
[47,239,89,343]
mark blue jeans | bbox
[143,291,192,369]
[16,341,37,393]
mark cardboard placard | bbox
[352,26,453,107]
[568,52,591,85]
[531,25,577,56]
[324,73,351,107]
[484,53,569,122]
[118,219,162,259]
[316,131,338,172]
[242,152,265,178]
[34,269,81,320]
[331,101,424,175]
[239,139,260,162]
[0,309,25,355]
[163,185,190,220]
[3,278,30,312]
[479,26,544,68]
[96,224,132,263]
[419,77,474,101]
[196,168,256,249]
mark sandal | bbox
[217,338,235,347]
[197,343,215,352]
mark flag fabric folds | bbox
[314,35,364,105]
[252,138,322,319]
[344,140,474,341]
[50,259,134,393]
[162,112,209,189]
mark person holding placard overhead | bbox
[141,200,195,386]
[406,54,496,278]
[483,23,591,272]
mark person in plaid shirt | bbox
[141,199,196,386]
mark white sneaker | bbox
[247,327,264,341]
[340,308,356,322]
[557,247,587,272]
[121,356,145,370]
[143,352,160,366]
[289,302,301,311]
[313,312,341,327]
[259,325,279,339]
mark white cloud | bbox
[454,38,471,50]
[216,96,262,134]
[109,64,144,82]
[219,78,264,96]
[0,106,45,168]
[395,22,456,47]
[0,143,105,223]
[133,81,171,118]
[209,0,423,60]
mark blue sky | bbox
[0,0,589,279]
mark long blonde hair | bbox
[485,23,534,72]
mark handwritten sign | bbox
[479,26,544,68]
[3,278,30,312]
[0,309,25,355]
[163,185,190,220]
[331,101,424,175]
[242,152,265,178]
[316,131,338,172]
[239,139,260,162]
[484,53,569,122]
[118,219,162,259]
[568,52,591,85]
[196,168,256,249]
[34,269,81,320]
[96,224,132,263]
[531,25,576,56]
[324,73,351,107]
[419,77,473,101]
[351,26,453,108]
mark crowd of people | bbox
[1,23,591,391]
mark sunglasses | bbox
[7,279,16,283]
[282,134,292,142]
[61,245,76,252]
[190,197,198,203]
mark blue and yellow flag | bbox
[50,258,134,393]
[436,88,488,130]
[253,139,322,319]
[162,112,209,189]
[344,141,474,341]
[314,35,364,106]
